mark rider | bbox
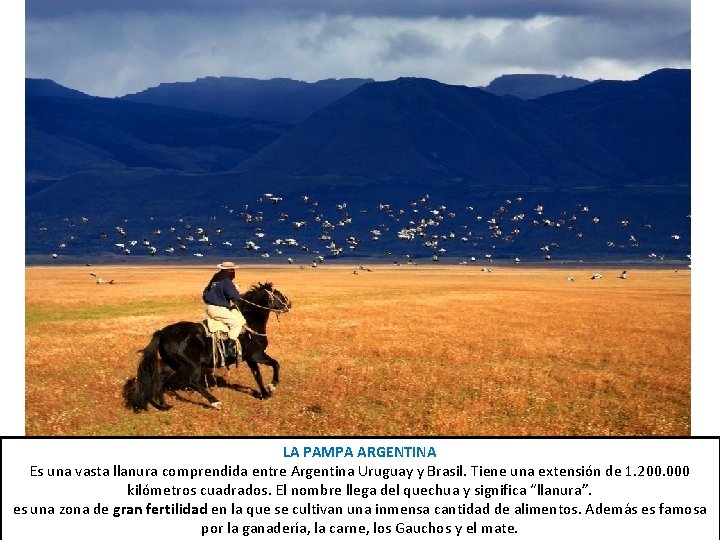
[203,261,246,361]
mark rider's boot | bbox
[223,338,238,363]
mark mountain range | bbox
[25,69,690,264]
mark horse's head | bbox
[244,282,292,314]
[264,282,292,313]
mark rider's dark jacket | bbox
[203,277,241,308]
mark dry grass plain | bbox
[25,264,690,436]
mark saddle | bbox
[201,319,238,369]
[204,318,231,335]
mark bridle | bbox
[265,287,291,314]
[234,288,291,338]
[236,287,290,314]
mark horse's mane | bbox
[246,281,273,294]
[241,281,274,304]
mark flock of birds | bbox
[38,191,690,271]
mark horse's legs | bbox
[244,350,280,398]
[244,358,271,399]
[159,329,223,409]
[185,365,222,408]
[151,365,176,410]
[257,352,280,390]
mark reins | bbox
[237,287,290,336]
[242,324,267,337]
[237,287,290,314]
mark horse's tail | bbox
[129,330,163,411]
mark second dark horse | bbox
[129,282,291,410]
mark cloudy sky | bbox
[25,0,690,98]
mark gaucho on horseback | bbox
[202,261,246,362]
[127,268,291,410]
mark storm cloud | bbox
[25,0,689,21]
[25,0,690,97]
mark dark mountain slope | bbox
[122,77,373,124]
[235,72,689,191]
[26,78,91,99]
[535,68,690,181]
[483,73,591,99]
[26,94,290,180]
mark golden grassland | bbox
[25,264,690,436]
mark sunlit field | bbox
[25,264,690,436]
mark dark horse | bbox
[127,282,291,410]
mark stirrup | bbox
[222,338,238,361]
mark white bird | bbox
[619,270,628,279]
[591,273,602,280]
